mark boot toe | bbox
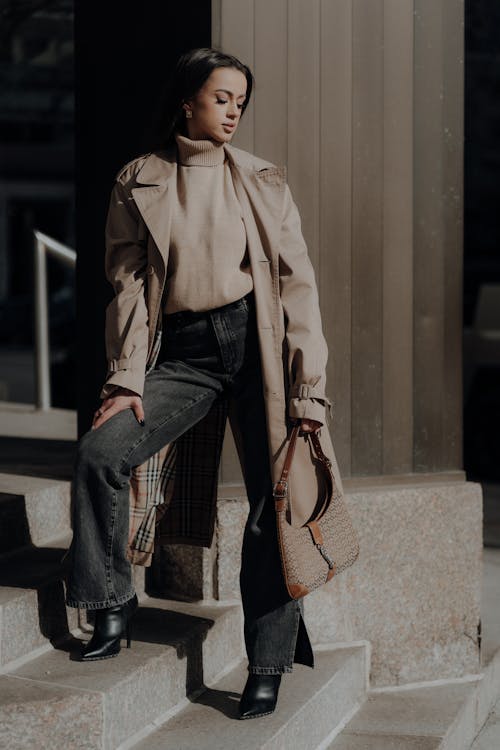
[238,674,281,719]
[80,634,122,661]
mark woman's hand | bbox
[92,387,145,430]
[299,418,322,433]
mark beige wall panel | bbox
[382,0,414,474]
[287,0,321,268]
[414,0,446,471]
[441,0,464,470]
[319,0,353,476]
[219,0,255,151]
[351,0,384,475]
[254,0,288,164]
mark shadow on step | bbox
[0,543,76,649]
[103,604,218,695]
[0,542,69,589]
[0,436,76,480]
[72,602,247,709]
[72,605,242,708]
[0,492,32,554]
[188,685,241,719]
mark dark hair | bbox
[145,47,254,152]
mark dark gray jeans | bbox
[64,290,314,674]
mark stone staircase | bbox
[0,470,368,749]
[0,472,247,749]
[0,464,498,749]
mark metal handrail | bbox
[33,229,76,410]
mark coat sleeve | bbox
[99,177,150,400]
[278,182,333,426]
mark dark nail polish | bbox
[139,419,145,426]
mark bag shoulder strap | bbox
[273,422,335,521]
[273,423,300,507]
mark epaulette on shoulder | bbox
[114,153,151,182]
[226,142,278,172]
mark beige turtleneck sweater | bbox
[162,131,254,314]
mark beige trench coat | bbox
[100,140,344,566]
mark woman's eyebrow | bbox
[214,88,246,100]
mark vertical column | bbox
[441,0,464,471]
[219,0,256,151]
[254,0,288,165]
[215,0,464,479]
[413,0,463,471]
[382,0,414,474]
[287,0,321,268]
[350,0,384,475]
[319,0,353,474]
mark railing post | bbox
[34,234,51,410]
[32,230,76,411]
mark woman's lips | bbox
[223,123,235,129]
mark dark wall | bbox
[0,1,75,408]
[74,1,211,435]
[463,1,500,479]
[464,0,500,324]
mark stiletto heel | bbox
[80,593,138,661]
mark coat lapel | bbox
[131,150,176,272]
[230,162,286,265]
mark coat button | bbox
[147,264,155,274]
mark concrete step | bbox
[470,693,500,748]
[0,535,148,669]
[0,473,71,553]
[126,645,367,750]
[0,596,243,750]
[0,401,76,441]
[465,546,500,748]
[327,678,481,750]
[328,547,500,750]
[0,535,76,668]
[0,583,79,669]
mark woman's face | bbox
[182,66,248,143]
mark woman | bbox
[65,47,336,720]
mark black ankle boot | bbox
[238,673,282,719]
[80,594,138,661]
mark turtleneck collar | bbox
[174,131,226,167]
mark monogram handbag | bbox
[273,421,359,599]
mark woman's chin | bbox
[220,128,236,140]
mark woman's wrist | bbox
[103,386,141,401]
[299,417,322,433]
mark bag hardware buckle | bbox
[316,543,335,569]
[273,480,288,498]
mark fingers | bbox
[91,396,145,430]
[91,401,117,430]
[132,401,145,426]
[92,401,111,430]
[300,418,322,434]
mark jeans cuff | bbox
[65,588,136,610]
[247,664,293,675]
